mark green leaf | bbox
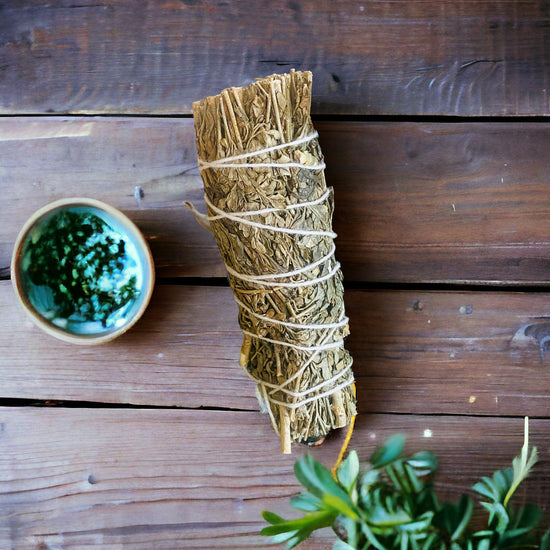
[471,530,493,539]
[396,511,434,533]
[262,510,286,525]
[261,522,297,537]
[494,469,512,499]
[334,515,361,548]
[511,502,543,532]
[261,511,334,536]
[472,477,497,502]
[294,455,351,504]
[360,522,387,550]
[403,462,425,493]
[332,540,356,550]
[480,501,509,533]
[261,509,338,548]
[415,486,440,516]
[541,527,550,550]
[270,530,301,547]
[451,495,474,541]
[473,469,513,504]
[475,538,491,550]
[290,492,324,512]
[499,503,543,543]
[368,502,412,528]
[388,457,425,496]
[370,434,406,468]
[407,451,438,478]
[386,460,413,495]
[337,450,360,493]
[360,467,379,488]
[421,531,441,550]
[323,493,359,520]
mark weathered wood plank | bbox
[1,1,550,116]
[4,118,550,284]
[4,282,550,417]
[0,407,337,550]
[325,121,550,285]
[0,281,254,410]
[350,290,550,417]
[1,408,548,549]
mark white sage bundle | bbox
[189,70,356,453]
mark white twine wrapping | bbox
[189,131,354,434]
[197,131,326,171]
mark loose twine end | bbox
[183,200,213,232]
[331,382,357,478]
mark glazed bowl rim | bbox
[11,197,155,345]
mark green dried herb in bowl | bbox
[11,198,155,344]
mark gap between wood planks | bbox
[0,397,254,412]
[4,274,550,290]
[155,278,550,292]
[3,112,550,122]
[0,397,542,425]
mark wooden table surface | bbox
[2,2,550,548]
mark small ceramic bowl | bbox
[11,198,155,344]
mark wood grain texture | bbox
[4,118,550,284]
[0,281,254,410]
[0,117,225,280]
[4,281,550,417]
[1,1,550,115]
[350,290,550,417]
[3,4,550,549]
[324,121,550,285]
[1,408,549,549]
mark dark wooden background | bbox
[2,2,550,548]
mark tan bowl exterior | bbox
[11,198,155,345]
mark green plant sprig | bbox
[262,417,550,549]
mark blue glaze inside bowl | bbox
[18,204,149,337]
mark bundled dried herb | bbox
[190,70,356,453]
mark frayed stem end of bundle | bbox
[332,390,347,428]
[239,333,252,367]
[280,406,292,454]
